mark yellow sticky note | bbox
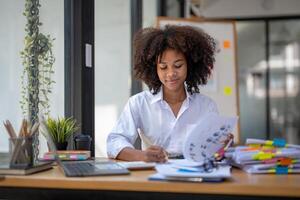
[265,140,273,146]
[252,152,273,160]
[223,40,231,49]
[223,86,232,96]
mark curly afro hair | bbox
[133,25,216,95]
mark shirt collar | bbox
[150,84,192,104]
[150,88,163,104]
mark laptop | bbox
[39,118,130,177]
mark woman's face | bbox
[157,49,187,93]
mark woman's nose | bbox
[167,69,176,78]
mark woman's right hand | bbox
[143,145,168,163]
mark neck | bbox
[163,86,186,104]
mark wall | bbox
[200,0,300,18]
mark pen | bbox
[137,128,153,150]
[167,153,184,159]
[215,138,234,160]
[224,138,234,151]
[137,128,169,161]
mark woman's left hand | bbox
[223,133,234,147]
[215,133,234,161]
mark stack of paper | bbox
[0,161,52,175]
[118,161,156,170]
[149,159,231,182]
[226,138,300,174]
[148,113,238,182]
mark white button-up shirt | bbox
[106,87,218,158]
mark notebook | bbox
[0,161,52,175]
[39,118,130,177]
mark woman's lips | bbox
[167,79,179,84]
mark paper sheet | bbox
[168,159,203,167]
[183,113,238,162]
[155,164,231,178]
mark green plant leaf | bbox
[46,117,79,143]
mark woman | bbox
[107,25,217,162]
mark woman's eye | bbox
[175,64,183,68]
[159,65,167,69]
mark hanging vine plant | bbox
[20,0,55,124]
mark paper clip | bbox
[201,159,215,173]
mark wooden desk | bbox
[0,166,300,200]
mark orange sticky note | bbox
[279,158,292,166]
[223,40,231,49]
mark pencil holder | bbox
[9,136,34,169]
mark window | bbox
[0,0,64,153]
[94,0,131,157]
[237,19,300,143]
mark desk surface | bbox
[0,166,300,198]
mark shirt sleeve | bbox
[106,98,140,159]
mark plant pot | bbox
[55,142,68,150]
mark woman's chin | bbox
[165,84,181,92]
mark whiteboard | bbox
[157,17,240,142]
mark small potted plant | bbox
[46,117,79,150]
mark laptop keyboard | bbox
[62,162,126,176]
[63,162,94,175]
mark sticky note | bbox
[279,158,292,166]
[265,140,273,146]
[273,138,286,147]
[262,146,274,150]
[223,40,231,49]
[275,166,288,174]
[253,152,273,160]
[223,86,232,96]
[248,144,261,148]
